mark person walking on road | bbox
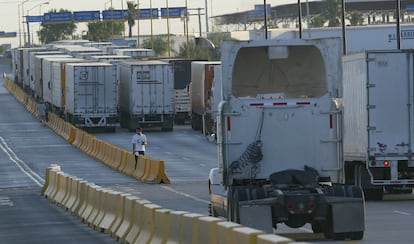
[132,127,147,164]
[37,101,46,124]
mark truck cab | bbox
[209,38,365,240]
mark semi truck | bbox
[208,38,365,240]
[342,50,414,200]
[42,57,87,113]
[190,61,221,136]
[118,60,174,131]
[64,62,118,130]
[168,59,192,125]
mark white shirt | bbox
[132,133,147,152]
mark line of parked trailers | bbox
[10,41,212,132]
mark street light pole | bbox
[204,0,208,33]
[18,0,30,47]
[27,1,49,47]
[185,0,189,59]
[150,0,154,50]
[166,0,171,57]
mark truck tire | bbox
[349,231,364,240]
[311,221,324,233]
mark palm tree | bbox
[322,0,341,27]
[127,1,138,38]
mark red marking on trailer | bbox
[329,114,333,128]
[273,102,287,106]
[296,101,311,105]
[227,117,231,131]
[250,103,264,106]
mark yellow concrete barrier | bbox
[165,210,190,244]
[63,176,82,211]
[132,203,162,244]
[141,159,171,184]
[132,155,148,180]
[121,152,136,176]
[70,180,88,215]
[150,208,171,244]
[111,146,123,170]
[71,129,83,148]
[181,213,205,244]
[112,196,142,242]
[53,173,70,205]
[123,199,151,243]
[231,227,265,244]
[99,141,110,164]
[41,164,61,195]
[67,125,77,144]
[106,193,131,235]
[256,234,293,244]
[86,188,110,226]
[92,189,116,230]
[94,190,120,231]
[196,216,225,244]
[79,184,101,223]
[216,221,243,244]
[92,140,103,161]
[60,175,77,208]
[117,149,129,172]
[43,169,60,199]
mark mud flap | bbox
[328,197,365,234]
[239,204,273,233]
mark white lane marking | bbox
[0,136,44,187]
[394,210,411,216]
[19,144,71,149]
[0,197,14,206]
[161,185,210,204]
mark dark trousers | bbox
[134,151,145,165]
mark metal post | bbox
[111,0,114,41]
[198,8,202,37]
[150,0,154,50]
[18,2,22,47]
[264,0,268,40]
[396,0,401,49]
[204,0,209,33]
[341,0,347,55]
[166,0,170,57]
[185,0,189,59]
[26,21,31,47]
[137,0,140,47]
[297,0,302,39]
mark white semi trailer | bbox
[209,38,365,240]
[64,62,118,130]
[118,60,174,131]
[342,50,414,200]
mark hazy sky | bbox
[0,0,296,47]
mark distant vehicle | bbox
[342,50,414,200]
[118,60,174,131]
[190,61,221,136]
